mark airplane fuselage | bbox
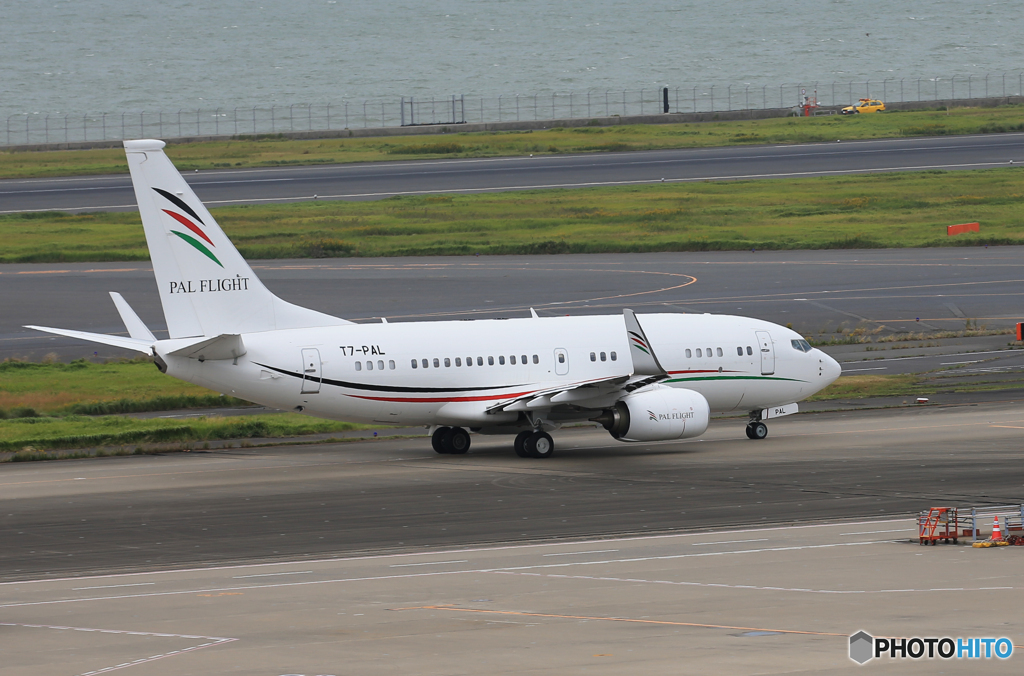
[161,313,836,428]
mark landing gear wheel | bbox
[514,431,532,458]
[525,431,555,459]
[445,427,471,455]
[746,422,768,440]
[432,426,452,454]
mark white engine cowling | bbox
[595,385,710,442]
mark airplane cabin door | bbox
[755,331,775,375]
[301,348,322,394]
[554,348,569,375]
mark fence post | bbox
[569,90,573,118]
[326,103,331,130]
[516,94,520,121]
[605,90,610,116]
[848,81,853,105]
[140,111,145,139]
[675,87,679,112]
[381,102,385,127]
[121,112,126,140]
[234,107,238,135]
[289,104,295,132]
[984,73,988,98]
[535,94,538,120]
[178,109,183,138]
[215,108,220,135]
[968,74,972,99]
[693,86,697,113]
[6,114,11,145]
[196,108,200,136]
[345,101,349,129]
[587,90,591,117]
[900,78,904,102]
[81,114,86,142]
[362,101,367,128]
[272,105,276,132]
[159,111,163,139]
[553,92,557,119]
[762,84,766,109]
[639,89,643,115]
[69,114,73,143]
[951,76,955,102]
[727,85,731,111]
[44,115,48,144]
[710,85,714,112]
[252,106,257,134]
[744,85,748,111]
[498,95,502,121]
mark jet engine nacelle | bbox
[594,385,710,442]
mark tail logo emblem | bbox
[153,187,223,268]
[628,331,650,355]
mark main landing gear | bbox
[514,430,555,459]
[432,426,471,454]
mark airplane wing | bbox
[486,373,665,413]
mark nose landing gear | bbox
[745,421,768,440]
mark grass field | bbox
[0,358,236,416]
[0,413,366,455]
[2,105,1024,179]
[4,165,1022,263]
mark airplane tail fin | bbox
[124,140,349,338]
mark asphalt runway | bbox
[4,401,1024,583]
[4,248,1024,369]
[2,134,1024,214]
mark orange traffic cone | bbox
[992,515,1004,542]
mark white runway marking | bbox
[840,528,914,536]
[232,570,313,579]
[691,539,769,546]
[390,560,469,568]
[0,622,236,675]
[72,583,156,590]
[543,549,619,557]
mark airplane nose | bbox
[821,353,842,383]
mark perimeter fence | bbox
[5,72,1023,147]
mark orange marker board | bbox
[947,222,980,236]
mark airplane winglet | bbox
[109,292,157,342]
[623,309,666,376]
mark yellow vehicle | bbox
[841,98,885,114]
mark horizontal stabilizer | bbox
[166,333,246,361]
[109,292,156,342]
[24,325,153,354]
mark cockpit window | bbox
[791,339,813,352]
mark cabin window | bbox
[430,358,438,368]
[696,348,702,358]
[737,347,743,356]
[421,359,428,368]
[685,349,692,358]
[488,356,494,365]
[746,346,753,355]
[498,355,505,365]
[533,354,539,364]
[477,357,484,366]
[716,347,723,357]
[444,357,451,367]
[466,357,472,366]
[590,352,596,362]
[377,360,384,370]
[355,361,362,371]
[522,354,528,364]
[455,357,462,367]
[610,351,617,361]
[411,359,418,369]
[706,347,712,356]
[368,360,376,371]
[510,355,517,365]
[389,360,395,370]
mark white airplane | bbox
[28,140,841,458]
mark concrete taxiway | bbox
[3,518,1021,676]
